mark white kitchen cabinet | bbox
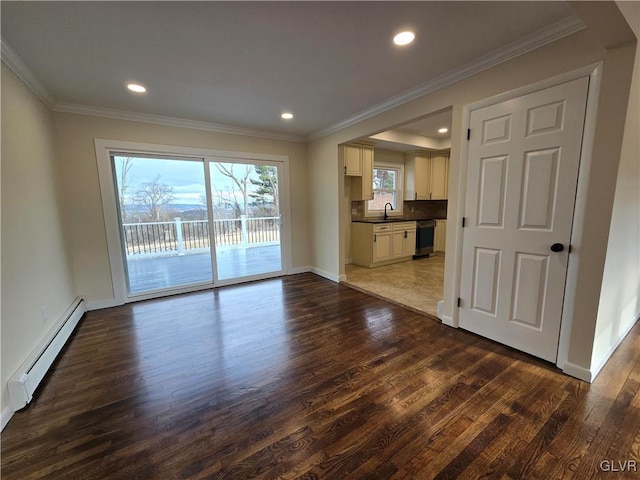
[404,152,431,200]
[404,151,449,200]
[351,221,416,267]
[392,222,416,258]
[434,219,447,252]
[373,230,393,262]
[430,155,449,200]
[351,145,374,201]
[341,144,362,176]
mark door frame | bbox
[450,62,603,372]
[94,139,293,305]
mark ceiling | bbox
[364,108,453,152]
[1,1,584,140]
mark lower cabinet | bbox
[434,219,447,252]
[352,221,416,268]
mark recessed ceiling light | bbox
[281,112,294,120]
[127,83,146,93]
[438,127,449,134]
[393,31,415,46]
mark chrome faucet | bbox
[384,202,394,220]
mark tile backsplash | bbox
[351,200,448,221]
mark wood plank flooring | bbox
[2,273,639,479]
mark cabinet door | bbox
[430,155,449,199]
[361,146,374,199]
[434,220,447,252]
[414,154,431,200]
[352,145,374,200]
[373,232,392,262]
[403,229,417,256]
[392,230,405,257]
[342,144,362,176]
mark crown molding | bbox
[308,16,586,141]
[52,103,306,143]
[1,37,56,108]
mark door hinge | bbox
[462,217,467,227]
[458,297,462,308]
[467,129,471,141]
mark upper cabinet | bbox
[404,151,449,200]
[341,143,373,177]
[341,143,374,201]
[430,154,449,200]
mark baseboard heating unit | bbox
[8,297,85,412]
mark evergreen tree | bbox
[249,165,279,210]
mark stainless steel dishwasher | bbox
[414,220,435,257]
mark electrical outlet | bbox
[410,207,415,213]
[41,306,48,323]
[351,208,357,215]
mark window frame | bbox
[364,161,404,218]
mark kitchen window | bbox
[365,163,403,217]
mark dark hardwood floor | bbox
[2,273,639,479]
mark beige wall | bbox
[1,65,76,416]
[53,113,309,305]
[307,24,635,378]
[593,2,640,372]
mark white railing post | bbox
[240,215,248,246]
[175,217,185,255]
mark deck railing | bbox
[122,216,280,256]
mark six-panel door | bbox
[459,77,589,362]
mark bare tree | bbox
[117,157,134,222]
[135,175,175,222]
[214,163,254,216]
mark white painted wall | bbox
[53,113,310,305]
[1,65,76,424]
[592,2,640,376]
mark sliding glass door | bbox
[113,155,212,295]
[111,154,284,297]
[209,161,283,281]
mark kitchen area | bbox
[342,109,451,318]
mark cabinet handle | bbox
[404,231,408,238]
[344,165,347,174]
[374,234,377,243]
[415,193,418,200]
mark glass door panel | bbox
[112,155,213,295]
[209,161,283,281]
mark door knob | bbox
[550,243,564,252]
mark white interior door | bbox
[459,77,589,362]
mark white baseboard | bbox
[1,405,14,431]
[590,313,639,382]
[562,361,593,383]
[289,266,312,275]
[440,315,453,327]
[85,298,121,311]
[310,267,341,283]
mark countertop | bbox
[352,218,446,224]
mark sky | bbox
[113,156,273,206]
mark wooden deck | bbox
[127,245,282,294]
[2,273,639,479]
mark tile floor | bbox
[343,253,445,318]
